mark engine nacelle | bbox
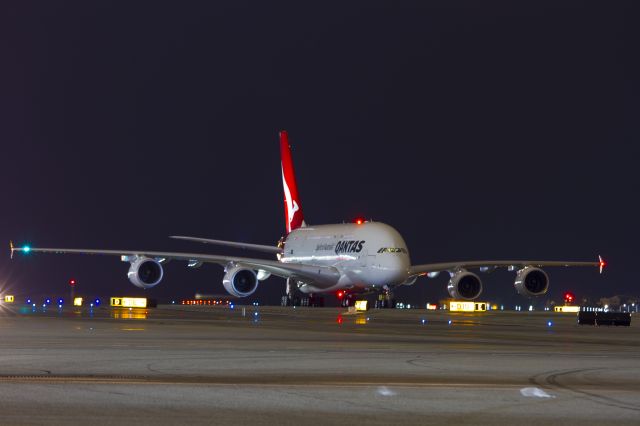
[223,266,259,297]
[514,267,549,297]
[127,257,164,289]
[447,270,483,300]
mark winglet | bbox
[9,241,14,259]
[598,255,606,274]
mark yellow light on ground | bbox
[355,300,368,312]
[73,297,83,306]
[110,297,148,308]
[554,305,580,313]
[4,295,14,303]
[449,301,488,312]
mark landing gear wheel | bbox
[375,288,395,309]
[341,294,356,307]
[282,278,303,307]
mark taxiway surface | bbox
[0,304,637,425]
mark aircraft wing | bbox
[169,236,282,254]
[10,244,339,288]
[409,256,605,277]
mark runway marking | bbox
[376,386,396,396]
[520,387,555,398]
[0,375,633,392]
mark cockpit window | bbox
[377,247,408,254]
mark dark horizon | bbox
[1,1,638,306]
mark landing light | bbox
[22,246,31,253]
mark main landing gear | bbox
[280,279,324,307]
[281,294,325,307]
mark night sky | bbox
[1,1,638,306]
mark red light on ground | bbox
[336,314,343,324]
[69,279,76,286]
[354,218,365,225]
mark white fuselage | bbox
[280,222,411,293]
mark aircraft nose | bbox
[374,254,410,282]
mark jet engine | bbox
[127,257,164,289]
[514,267,549,297]
[447,270,483,300]
[223,266,259,297]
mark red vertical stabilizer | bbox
[280,131,305,234]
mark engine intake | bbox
[514,267,549,297]
[128,257,164,289]
[223,266,259,297]
[447,270,483,300]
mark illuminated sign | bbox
[4,295,14,303]
[354,300,368,312]
[554,305,580,313]
[73,297,83,306]
[426,303,437,310]
[449,301,488,312]
[110,297,147,308]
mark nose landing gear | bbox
[374,287,396,309]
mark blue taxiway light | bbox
[547,321,553,327]
[94,298,101,306]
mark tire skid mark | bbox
[530,367,640,413]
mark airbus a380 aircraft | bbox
[11,131,605,306]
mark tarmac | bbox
[0,303,638,425]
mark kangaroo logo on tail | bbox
[280,131,305,234]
